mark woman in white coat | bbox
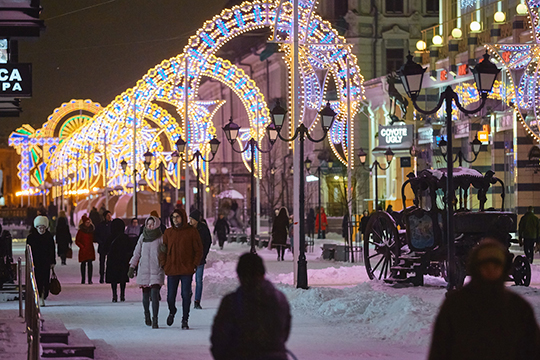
[128,216,165,329]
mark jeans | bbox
[99,253,106,282]
[143,285,161,319]
[195,265,205,302]
[167,274,193,322]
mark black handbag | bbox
[49,269,61,295]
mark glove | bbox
[128,267,136,279]
[50,264,55,269]
[159,244,167,253]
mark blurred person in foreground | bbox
[26,215,56,306]
[129,216,165,329]
[428,238,540,360]
[211,253,291,360]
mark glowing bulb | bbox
[516,3,528,15]
[432,35,443,46]
[451,28,462,39]
[416,40,427,51]
[494,11,506,23]
[470,21,481,32]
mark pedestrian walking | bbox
[55,211,72,265]
[128,216,165,329]
[94,210,112,283]
[213,214,230,249]
[315,206,328,239]
[89,206,101,227]
[306,208,316,241]
[126,218,140,254]
[428,238,540,360]
[189,209,212,310]
[360,210,370,240]
[342,211,349,245]
[75,215,95,284]
[105,219,131,302]
[159,208,203,329]
[210,253,291,360]
[271,207,289,261]
[26,216,56,306]
[518,206,540,264]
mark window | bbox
[426,0,439,13]
[386,48,404,73]
[386,0,404,14]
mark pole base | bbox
[297,256,308,289]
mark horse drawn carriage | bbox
[363,167,531,287]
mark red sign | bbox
[458,64,468,76]
[502,51,511,63]
[440,70,448,81]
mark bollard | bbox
[18,257,22,318]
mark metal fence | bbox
[24,244,41,360]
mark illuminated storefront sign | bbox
[0,64,32,97]
[418,126,433,145]
[379,125,413,148]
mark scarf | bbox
[143,226,162,242]
[79,223,94,234]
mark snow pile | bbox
[280,282,436,345]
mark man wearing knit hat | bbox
[159,208,202,329]
[189,209,212,310]
[26,215,56,306]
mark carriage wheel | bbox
[364,211,400,280]
[513,255,531,287]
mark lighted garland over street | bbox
[9,0,364,197]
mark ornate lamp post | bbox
[120,158,140,217]
[222,117,277,254]
[438,135,482,166]
[397,51,500,290]
[175,136,220,212]
[271,101,337,289]
[358,148,394,211]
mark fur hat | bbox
[81,215,90,223]
[34,215,49,228]
[150,210,159,217]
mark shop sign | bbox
[0,63,32,97]
[527,145,540,167]
[496,112,513,132]
[477,125,490,143]
[418,126,433,145]
[379,125,413,148]
[454,119,470,139]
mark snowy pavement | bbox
[2,238,540,360]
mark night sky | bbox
[0,0,229,144]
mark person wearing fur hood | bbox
[129,216,165,329]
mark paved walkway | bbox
[0,309,27,360]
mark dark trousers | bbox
[111,282,126,301]
[80,261,93,284]
[524,238,536,264]
[218,235,226,248]
[276,246,286,260]
[99,253,106,282]
[35,265,50,299]
[167,274,193,322]
[143,285,161,319]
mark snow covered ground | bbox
[3,237,540,360]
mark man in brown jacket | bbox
[159,208,202,329]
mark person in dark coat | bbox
[271,207,289,261]
[94,210,112,283]
[213,214,230,250]
[89,207,101,227]
[189,209,212,309]
[342,212,349,245]
[518,206,540,264]
[55,211,72,265]
[105,218,131,302]
[26,216,56,306]
[211,253,291,360]
[360,210,370,240]
[428,238,540,360]
[306,208,315,241]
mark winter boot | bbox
[181,320,189,330]
[166,313,175,326]
[152,317,159,329]
[145,312,151,326]
[194,301,202,309]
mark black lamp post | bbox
[120,158,139,217]
[271,100,337,289]
[438,135,482,166]
[175,136,221,212]
[397,51,500,290]
[358,148,394,211]
[305,158,333,239]
[222,117,277,254]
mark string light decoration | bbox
[16,0,364,195]
[487,0,540,142]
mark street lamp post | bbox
[271,101,337,289]
[175,137,220,212]
[437,135,482,167]
[397,51,500,290]
[120,158,139,217]
[358,148,394,211]
[222,118,277,254]
[305,158,333,239]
